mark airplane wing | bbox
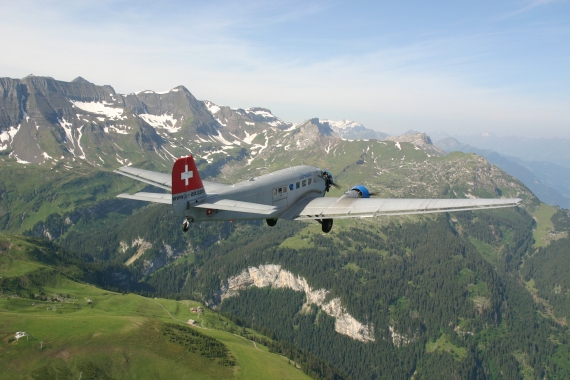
[294,197,522,220]
[116,192,277,215]
[114,166,230,193]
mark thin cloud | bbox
[502,0,566,18]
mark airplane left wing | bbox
[294,197,522,220]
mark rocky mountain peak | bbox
[385,132,445,156]
[71,76,93,84]
[301,118,337,137]
[322,119,387,140]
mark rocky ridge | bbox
[323,119,387,140]
[216,264,375,342]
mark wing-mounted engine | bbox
[342,185,371,199]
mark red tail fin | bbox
[172,155,206,216]
[172,155,204,195]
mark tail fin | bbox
[172,155,206,216]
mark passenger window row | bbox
[275,177,313,195]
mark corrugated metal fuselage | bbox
[186,165,326,221]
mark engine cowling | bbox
[343,185,370,198]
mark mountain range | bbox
[2,75,570,379]
[435,137,570,209]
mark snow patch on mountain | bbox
[138,113,180,133]
[0,125,20,151]
[204,100,221,115]
[217,264,375,342]
[70,100,125,120]
[321,119,364,130]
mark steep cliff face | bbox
[217,264,375,342]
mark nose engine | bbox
[321,170,334,192]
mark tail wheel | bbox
[266,218,278,227]
[321,219,333,233]
[182,218,192,232]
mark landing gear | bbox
[318,218,333,233]
[182,217,194,232]
[266,218,278,227]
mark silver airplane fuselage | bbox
[186,165,325,222]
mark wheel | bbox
[266,218,278,227]
[182,219,190,232]
[321,219,333,233]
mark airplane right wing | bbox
[294,197,522,220]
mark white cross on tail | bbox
[181,164,193,186]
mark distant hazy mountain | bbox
[450,133,570,169]
[321,119,387,140]
[436,137,570,209]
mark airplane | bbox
[114,155,522,233]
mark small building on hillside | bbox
[14,332,28,340]
[190,307,197,312]
[197,306,203,313]
[187,319,196,325]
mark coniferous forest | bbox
[31,202,569,379]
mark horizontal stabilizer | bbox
[117,193,277,215]
[295,197,522,220]
[194,198,277,215]
[117,192,172,204]
[115,167,171,190]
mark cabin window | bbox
[302,180,306,187]
[273,189,277,196]
[308,178,312,185]
[278,188,283,195]
[282,186,287,193]
[296,182,300,189]
[289,184,294,191]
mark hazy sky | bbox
[1,0,569,138]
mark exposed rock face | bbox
[218,264,375,342]
[389,325,415,347]
[385,132,445,156]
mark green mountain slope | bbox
[0,234,342,380]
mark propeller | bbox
[320,171,376,196]
[320,170,337,192]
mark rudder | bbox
[172,155,206,216]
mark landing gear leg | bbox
[266,218,278,227]
[320,219,333,233]
[182,217,193,232]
